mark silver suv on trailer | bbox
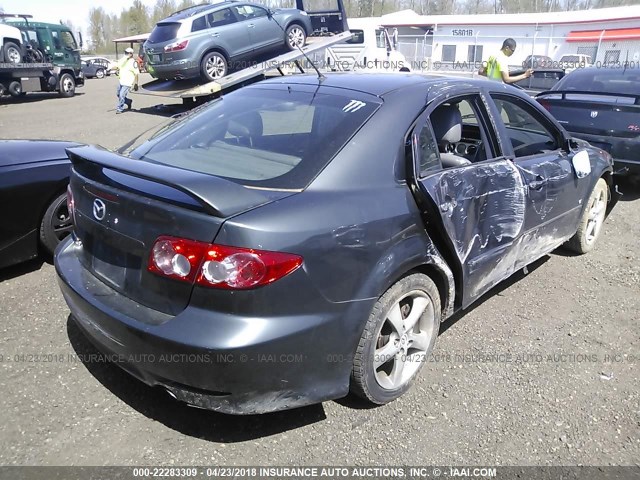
[144,1,312,82]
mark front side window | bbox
[491,95,560,158]
[233,5,267,20]
[59,31,77,50]
[130,87,381,189]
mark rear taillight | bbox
[164,40,189,53]
[66,185,75,224]
[148,236,303,289]
[538,99,551,111]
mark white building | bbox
[375,5,640,70]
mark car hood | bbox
[0,140,82,167]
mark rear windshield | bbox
[555,69,640,96]
[148,23,181,43]
[130,85,381,189]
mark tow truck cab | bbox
[326,18,407,72]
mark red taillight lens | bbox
[164,40,189,53]
[66,185,75,224]
[147,236,303,289]
[538,99,551,111]
[148,236,208,283]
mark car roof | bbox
[256,72,507,98]
[161,1,238,22]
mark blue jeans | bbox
[116,84,132,112]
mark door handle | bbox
[210,33,219,37]
[248,23,255,28]
[529,175,545,191]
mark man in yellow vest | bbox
[479,38,534,84]
[111,47,139,114]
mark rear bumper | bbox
[146,61,200,81]
[55,237,368,414]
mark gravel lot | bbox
[0,74,639,467]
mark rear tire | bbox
[350,273,441,405]
[565,178,608,254]
[40,192,73,255]
[95,68,105,79]
[58,73,76,97]
[200,51,228,82]
[8,81,22,97]
[4,41,22,63]
[285,24,306,51]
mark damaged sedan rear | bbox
[55,73,613,414]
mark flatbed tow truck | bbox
[0,13,84,98]
[136,0,351,105]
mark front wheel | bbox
[200,52,228,82]
[95,68,105,79]
[565,178,608,254]
[58,73,76,97]
[40,192,73,255]
[350,273,441,405]
[4,41,22,63]
[285,24,306,51]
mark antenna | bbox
[269,11,325,80]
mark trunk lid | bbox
[66,145,294,316]
[539,92,640,138]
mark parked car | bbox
[558,53,592,72]
[56,74,612,414]
[0,140,77,269]
[537,66,640,176]
[143,1,312,82]
[522,54,553,69]
[80,57,113,79]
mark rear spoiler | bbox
[536,90,640,105]
[65,145,274,218]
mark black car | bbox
[537,66,640,176]
[0,140,77,269]
[55,74,612,414]
[81,57,113,79]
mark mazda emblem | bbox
[93,198,106,221]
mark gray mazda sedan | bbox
[56,73,613,414]
[144,1,312,81]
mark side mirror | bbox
[571,149,591,179]
[267,9,274,18]
[78,31,83,49]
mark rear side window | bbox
[130,86,381,189]
[191,16,208,32]
[148,23,181,43]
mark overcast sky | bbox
[1,0,156,35]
